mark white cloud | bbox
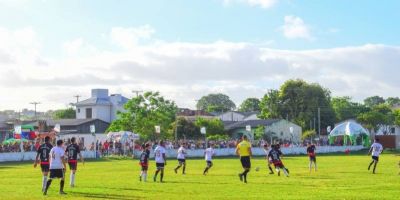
[0,26,399,111]
[223,0,277,9]
[281,15,313,40]
[110,25,155,49]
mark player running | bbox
[203,143,215,175]
[174,143,187,175]
[236,135,252,183]
[263,144,274,174]
[139,143,151,182]
[33,136,53,192]
[43,139,67,195]
[368,138,383,174]
[307,143,317,172]
[153,140,167,183]
[65,137,84,187]
[268,144,289,177]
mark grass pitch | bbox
[0,153,399,200]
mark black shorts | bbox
[68,162,77,170]
[40,164,49,173]
[240,156,251,169]
[50,169,65,179]
[156,163,165,169]
[178,159,186,165]
[372,156,379,161]
[309,156,316,162]
[206,161,213,167]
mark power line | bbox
[30,102,41,120]
[132,90,143,97]
[73,95,81,103]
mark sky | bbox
[0,0,399,111]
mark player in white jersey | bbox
[174,143,187,175]
[43,140,67,196]
[203,144,215,175]
[153,140,167,182]
[368,138,383,174]
[263,144,274,174]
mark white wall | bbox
[93,105,111,123]
[218,112,245,121]
[76,106,90,119]
[243,114,260,121]
[264,120,302,143]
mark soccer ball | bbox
[255,167,260,171]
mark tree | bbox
[357,111,389,131]
[196,93,236,113]
[172,117,201,139]
[331,96,368,122]
[194,118,225,136]
[393,109,400,126]
[254,125,266,140]
[259,89,282,119]
[238,98,260,112]
[107,91,178,140]
[386,97,400,107]
[364,96,385,108]
[53,108,76,119]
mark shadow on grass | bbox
[71,191,141,200]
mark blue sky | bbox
[0,0,399,110]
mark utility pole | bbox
[73,95,81,103]
[132,90,143,97]
[30,102,41,120]
[318,107,321,138]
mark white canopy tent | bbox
[329,121,370,146]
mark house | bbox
[22,119,110,134]
[75,89,129,123]
[217,111,260,122]
[225,119,302,143]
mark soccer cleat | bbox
[59,191,67,195]
[153,176,157,182]
[278,171,281,176]
[139,176,142,182]
[43,191,47,196]
[70,184,75,188]
[269,172,274,175]
[174,168,178,174]
[286,168,290,174]
[238,173,243,182]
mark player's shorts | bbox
[40,163,50,173]
[273,160,284,168]
[49,169,65,179]
[309,156,316,162]
[240,156,251,169]
[206,160,213,167]
[140,163,148,171]
[68,160,78,170]
[178,159,186,165]
[156,163,165,170]
[372,156,379,161]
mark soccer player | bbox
[203,143,215,175]
[263,144,274,174]
[153,140,167,182]
[268,144,289,177]
[65,137,84,187]
[236,135,252,183]
[43,139,67,195]
[368,138,383,174]
[33,136,53,192]
[174,143,187,175]
[307,143,317,172]
[139,143,151,182]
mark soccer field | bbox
[0,153,399,200]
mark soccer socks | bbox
[154,170,159,182]
[143,173,147,182]
[42,176,47,191]
[44,179,52,195]
[70,173,75,186]
[283,168,289,177]
[203,167,209,175]
[268,166,274,174]
[160,172,164,182]
[242,169,249,183]
[182,166,186,174]
[373,162,377,173]
[368,161,374,170]
[60,180,65,192]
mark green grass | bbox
[1,153,400,200]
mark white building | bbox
[75,89,129,123]
[218,111,260,122]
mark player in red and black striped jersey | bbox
[34,136,53,192]
[139,143,151,182]
[306,143,317,172]
[65,137,84,187]
[268,144,289,177]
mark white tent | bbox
[329,121,369,137]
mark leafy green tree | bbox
[302,130,316,140]
[53,108,76,119]
[364,96,385,108]
[172,117,201,139]
[194,118,225,136]
[254,125,266,140]
[357,111,389,131]
[393,109,400,126]
[196,93,236,113]
[107,91,178,140]
[386,97,400,107]
[331,96,368,122]
[238,98,260,112]
[259,89,282,119]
